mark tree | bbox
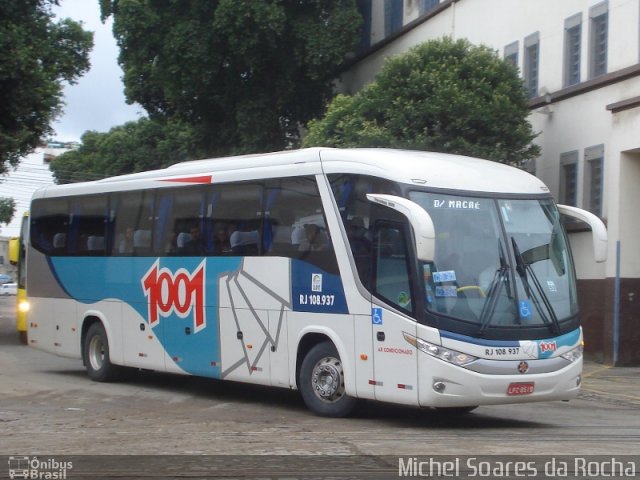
[0,1,93,173]
[99,0,361,156]
[0,197,16,226]
[50,118,201,184]
[303,37,540,166]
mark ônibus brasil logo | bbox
[142,259,206,333]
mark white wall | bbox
[344,0,639,93]
[340,0,640,281]
[617,151,640,277]
[0,149,57,238]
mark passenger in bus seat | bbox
[164,231,178,255]
[118,227,134,254]
[213,224,232,254]
[181,226,204,255]
[300,224,328,251]
[347,216,371,255]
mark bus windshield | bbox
[409,192,578,336]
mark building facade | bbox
[0,143,73,238]
[342,0,640,364]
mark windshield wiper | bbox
[511,237,561,335]
[477,243,511,336]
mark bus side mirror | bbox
[366,194,435,261]
[557,204,608,263]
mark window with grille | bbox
[584,145,604,217]
[524,33,540,98]
[564,14,582,87]
[356,0,372,52]
[560,152,578,207]
[419,0,439,15]
[589,2,608,78]
[504,41,519,69]
[384,0,403,37]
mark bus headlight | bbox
[18,300,30,313]
[561,345,583,363]
[403,333,476,366]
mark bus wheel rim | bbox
[311,356,345,403]
[88,335,105,371]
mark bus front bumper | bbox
[418,357,582,408]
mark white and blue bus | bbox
[26,148,607,416]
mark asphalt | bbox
[581,360,640,407]
[1,296,638,410]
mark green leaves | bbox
[50,1,362,181]
[0,197,16,226]
[0,0,93,172]
[50,118,201,184]
[304,37,540,166]
[100,0,361,155]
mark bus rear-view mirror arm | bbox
[557,204,608,263]
[366,194,435,261]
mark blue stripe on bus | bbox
[440,331,521,347]
[50,256,243,378]
[47,256,348,377]
[440,328,581,350]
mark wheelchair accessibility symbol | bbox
[519,300,532,319]
[372,307,383,325]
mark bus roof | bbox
[33,148,549,198]
[319,148,548,195]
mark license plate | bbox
[507,382,535,396]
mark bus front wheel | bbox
[299,341,357,417]
[83,322,121,382]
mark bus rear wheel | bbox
[83,322,121,382]
[299,341,357,417]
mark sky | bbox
[51,0,142,142]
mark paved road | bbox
[0,296,638,467]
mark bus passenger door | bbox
[370,221,419,406]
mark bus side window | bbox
[328,173,399,285]
[112,191,155,257]
[69,195,108,256]
[155,187,207,256]
[210,182,263,257]
[30,198,70,256]
[266,176,339,274]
